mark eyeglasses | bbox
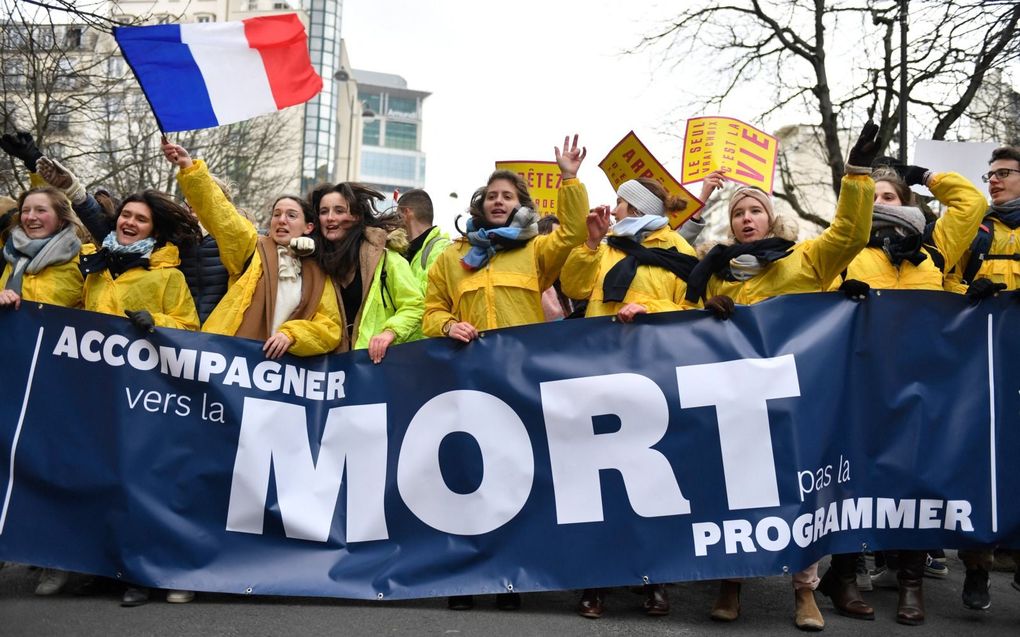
[981,168,1020,183]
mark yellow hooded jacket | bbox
[178,161,341,355]
[82,243,199,330]
[706,174,874,304]
[945,198,1020,293]
[423,178,589,335]
[560,225,700,316]
[0,243,88,308]
[842,172,986,291]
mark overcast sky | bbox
[342,0,758,231]
[342,1,1018,233]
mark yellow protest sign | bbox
[494,161,562,215]
[681,117,779,193]
[598,131,702,229]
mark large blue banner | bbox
[0,291,1018,599]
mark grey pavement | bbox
[1,553,1018,636]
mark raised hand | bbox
[699,169,728,204]
[585,205,611,249]
[0,131,43,172]
[161,138,194,170]
[554,134,587,180]
[847,121,880,172]
[36,157,86,204]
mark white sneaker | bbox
[166,589,195,603]
[34,568,69,596]
[871,566,899,589]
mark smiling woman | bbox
[33,154,202,335]
[164,141,341,360]
[307,182,424,362]
[423,135,591,343]
[0,187,87,310]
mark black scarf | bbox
[79,249,150,279]
[869,228,926,267]
[684,238,795,303]
[603,237,698,303]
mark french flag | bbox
[114,14,322,133]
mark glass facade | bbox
[357,81,427,191]
[361,150,421,182]
[384,121,417,150]
[362,120,380,146]
[301,0,343,190]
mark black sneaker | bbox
[962,568,991,610]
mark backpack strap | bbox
[961,219,994,284]
[419,232,444,270]
[379,250,394,310]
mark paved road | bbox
[1,553,1018,636]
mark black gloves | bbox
[705,295,735,320]
[839,279,870,301]
[125,309,156,333]
[966,278,1006,304]
[0,132,43,173]
[846,122,880,174]
[892,164,931,187]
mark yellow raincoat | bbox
[0,244,88,308]
[560,225,699,316]
[843,172,986,290]
[706,174,873,304]
[82,243,199,330]
[177,161,341,356]
[423,178,588,335]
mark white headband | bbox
[617,180,665,217]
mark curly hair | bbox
[119,190,201,248]
[307,182,385,279]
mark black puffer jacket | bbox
[178,234,229,322]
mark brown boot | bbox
[643,584,669,616]
[794,588,825,631]
[820,554,874,620]
[577,588,605,619]
[710,580,741,622]
[896,550,925,625]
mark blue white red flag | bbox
[114,14,322,132]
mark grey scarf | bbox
[3,224,81,295]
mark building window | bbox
[195,14,214,23]
[361,151,419,182]
[65,27,82,49]
[362,120,380,146]
[50,112,71,133]
[387,96,417,118]
[384,122,417,150]
[245,0,259,11]
[273,1,291,9]
[360,92,382,115]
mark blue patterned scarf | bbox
[461,206,539,270]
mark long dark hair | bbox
[119,190,200,248]
[308,182,385,278]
